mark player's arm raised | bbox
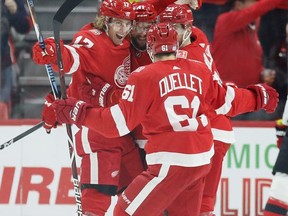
[208,76,279,117]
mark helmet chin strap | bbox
[180,29,192,48]
[104,17,110,36]
[147,49,155,62]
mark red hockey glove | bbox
[42,93,59,133]
[275,119,287,149]
[78,74,119,108]
[32,38,64,65]
[52,98,93,128]
[247,83,279,113]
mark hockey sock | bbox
[81,188,112,216]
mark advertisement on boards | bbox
[0,122,279,216]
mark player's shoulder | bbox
[130,63,160,81]
[73,27,104,41]
[180,57,206,67]
[131,65,152,77]
[180,58,212,74]
[192,26,209,44]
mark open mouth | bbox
[116,33,124,40]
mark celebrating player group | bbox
[31,0,280,215]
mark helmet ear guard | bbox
[146,23,179,56]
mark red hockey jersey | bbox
[177,26,235,143]
[83,58,257,167]
[53,27,131,99]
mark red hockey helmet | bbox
[159,4,193,25]
[100,0,135,20]
[133,2,157,22]
[147,23,179,55]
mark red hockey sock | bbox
[81,188,111,216]
[263,197,288,216]
[113,203,130,216]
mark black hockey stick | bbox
[0,121,44,150]
[26,0,60,99]
[53,0,84,215]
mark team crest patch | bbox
[114,55,131,88]
[176,50,188,59]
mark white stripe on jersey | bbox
[110,105,130,136]
[146,145,214,167]
[64,45,80,74]
[82,126,92,153]
[90,152,99,184]
[211,128,236,143]
[215,86,235,115]
[80,127,99,184]
[125,164,170,215]
[135,139,148,149]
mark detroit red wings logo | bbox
[114,55,131,88]
[176,50,188,59]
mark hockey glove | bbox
[78,74,120,108]
[42,93,59,133]
[247,83,279,113]
[32,38,64,65]
[52,97,93,128]
[275,119,287,149]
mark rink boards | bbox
[0,120,278,216]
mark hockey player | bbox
[130,2,157,70]
[35,1,204,214]
[33,1,145,215]
[263,117,288,215]
[49,22,278,216]
[263,23,288,214]
[159,4,234,215]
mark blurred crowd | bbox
[0,0,287,120]
[0,0,31,119]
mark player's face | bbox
[172,23,187,46]
[107,18,132,45]
[130,21,154,50]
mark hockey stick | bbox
[53,0,84,215]
[0,121,44,150]
[26,0,60,99]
